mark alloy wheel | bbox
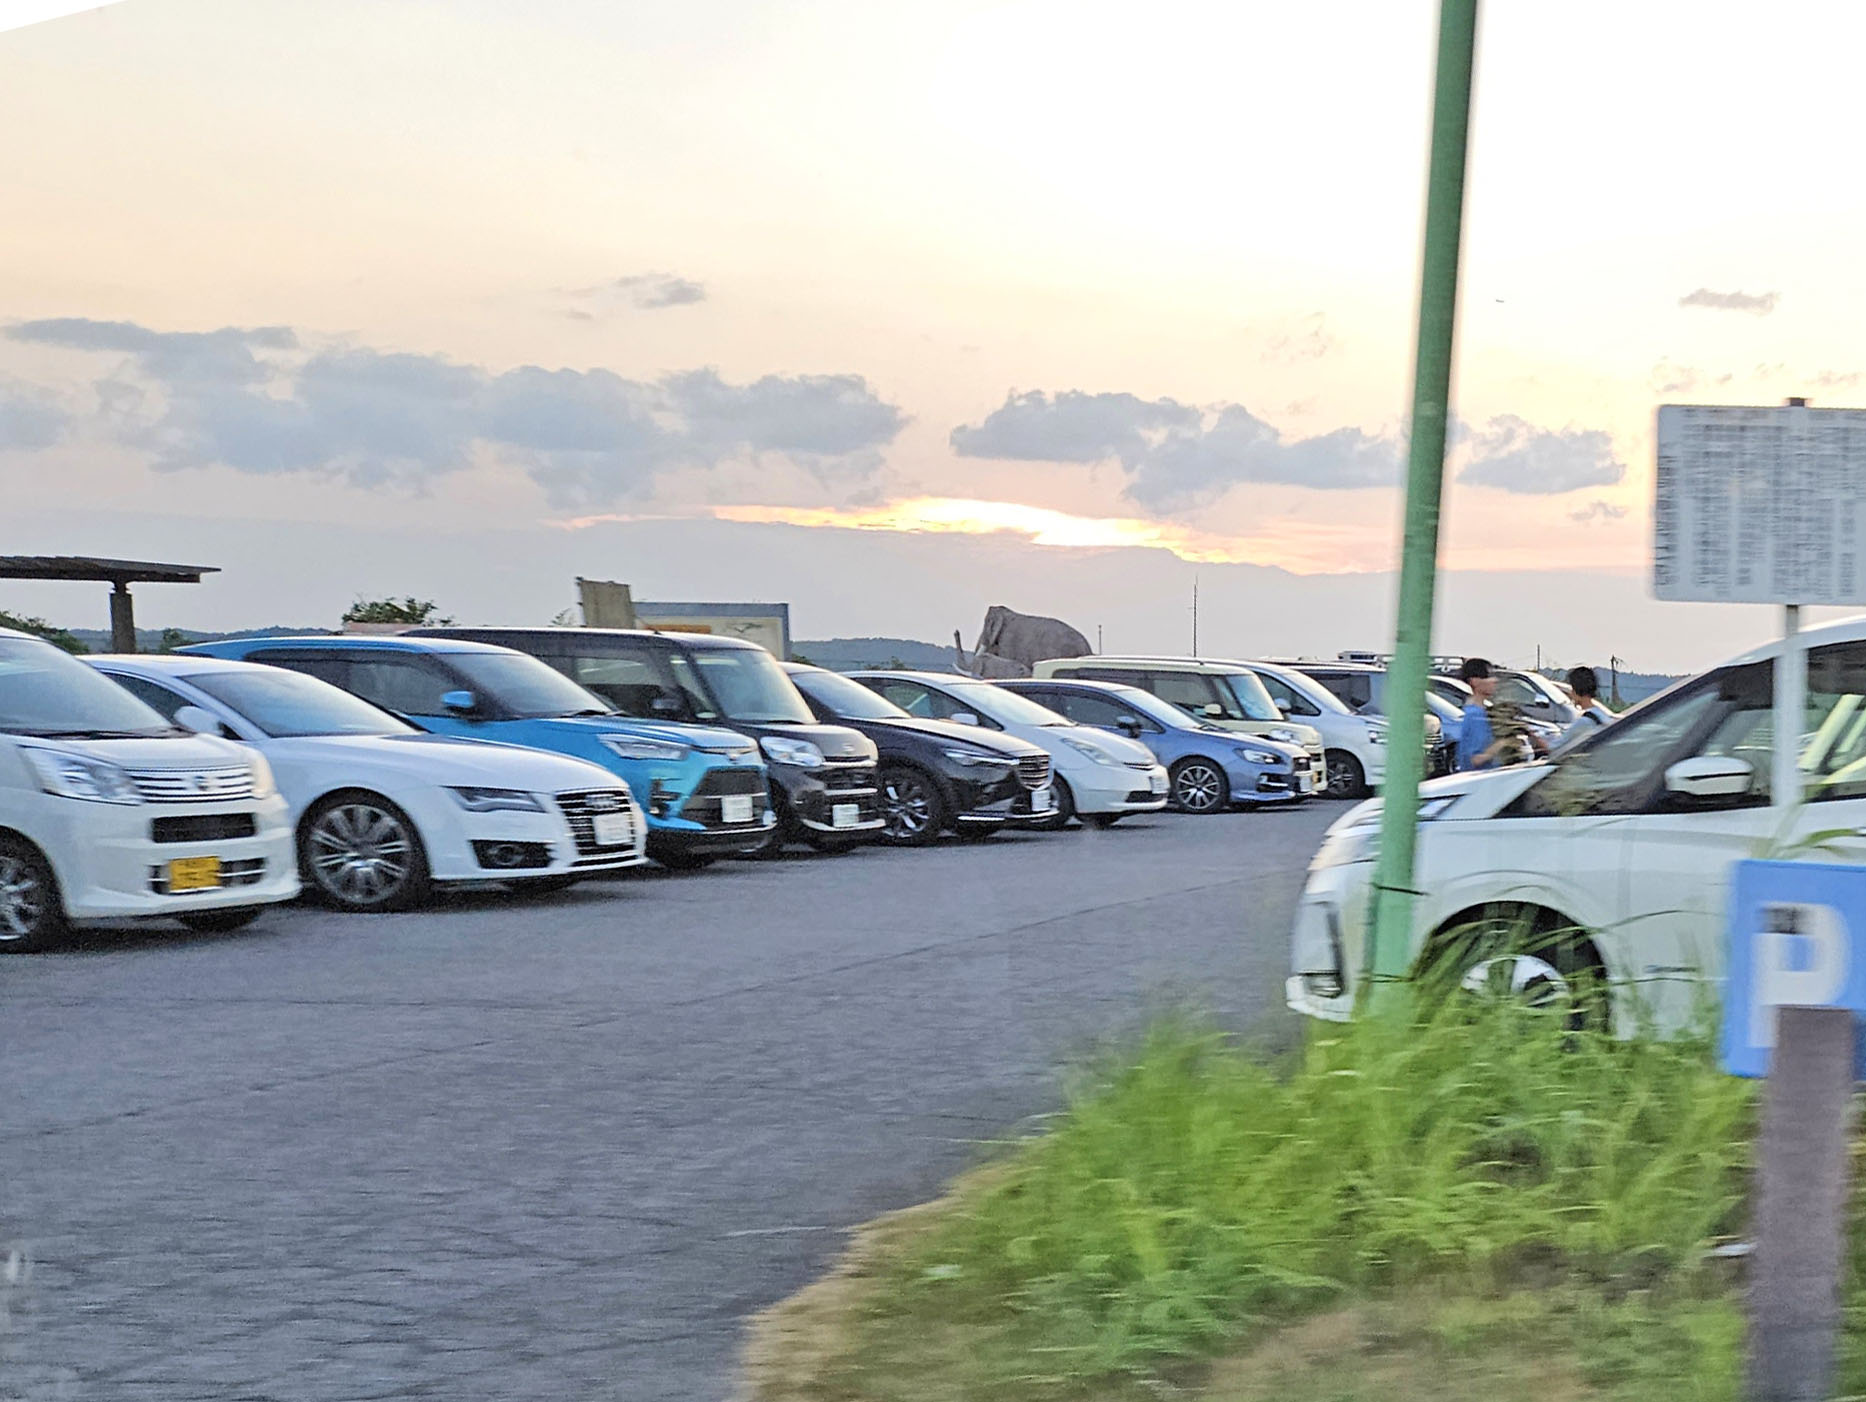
[0,854,47,941]
[308,802,414,907]
[1325,751,1365,799]
[882,772,935,840]
[1172,762,1224,813]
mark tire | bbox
[954,824,1000,842]
[1324,749,1368,800]
[1169,757,1228,814]
[179,906,265,934]
[299,792,431,913]
[0,836,67,953]
[803,834,862,855]
[878,764,950,847]
[655,851,719,872]
[511,874,583,894]
[1087,813,1123,830]
[1422,903,1608,1032]
[1047,777,1078,828]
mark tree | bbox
[342,597,453,626]
[157,628,192,653]
[0,610,86,653]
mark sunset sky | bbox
[4,0,1864,670]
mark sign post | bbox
[1722,860,1866,1401]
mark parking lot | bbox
[3,802,1339,1402]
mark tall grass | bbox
[850,1001,1755,1392]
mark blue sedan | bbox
[997,678,1316,812]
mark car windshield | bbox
[0,636,174,737]
[1107,686,1198,731]
[1423,691,1463,725]
[186,668,416,738]
[794,669,909,721]
[687,649,815,724]
[956,683,1069,727]
[445,651,615,720]
[1215,670,1294,721]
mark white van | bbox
[0,628,297,950]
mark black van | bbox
[415,628,883,853]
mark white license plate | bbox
[831,803,861,830]
[1031,786,1053,813]
[720,794,755,824]
[592,812,632,847]
[1298,772,1315,794]
[1149,770,1168,795]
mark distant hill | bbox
[792,636,959,672]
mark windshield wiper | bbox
[23,727,166,739]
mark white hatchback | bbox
[91,654,648,911]
[851,671,1169,826]
[0,629,298,950]
[1287,616,1866,1034]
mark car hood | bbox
[262,733,626,790]
[529,715,758,755]
[734,720,877,762]
[1327,762,1552,832]
[1058,725,1157,766]
[859,716,1046,757]
[16,732,247,767]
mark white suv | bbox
[1288,614,1866,1035]
[0,629,297,950]
[1233,660,1388,799]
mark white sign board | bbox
[1655,403,1866,605]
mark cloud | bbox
[951,389,1399,511]
[1570,500,1629,524]
[3,317,904,504]
[1262,313,1333,365]
[1679,287,1779,315]
[0,378,68,451]
[1811,369,1864,390]
[560,273,707,316]
[1457,415,1625,495]
[1649,361,1732,395]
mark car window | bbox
[246,651,351,688]
[1518,677,1728,816]
[663,654,723,721]
[870,679,933,716]
[688,649,814,724]
[565,651,688,719]
[346,655,459,717]
[186,668,415,737]
[1066,667,1136,686]
[1147,670,1223,716]
[1495,675,1543,709]
[1060,691,1156,732]
[1252,670,1320,718]
[109,672,192,721]
[1314,671,1371,710]
[791,669,910,721]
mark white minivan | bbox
[1288,615,1866,1034]
[0,628,297,950]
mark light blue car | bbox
[180,636,775,869]
[998,678,1316,811]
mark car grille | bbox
[151,813,257,844]
[821,760,877,797]
[690,768,767,797]
[147,856,266,894]
[1123,759,1155,772]
[127,765,254,803]
[554,788,639,859]
[1016,755,1051,790]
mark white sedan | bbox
[91,655,647,911]
[851,671,1169,826]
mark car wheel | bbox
[0,837,67,953]
[300,792,431,913]
[1325,749,1368,799]
[511,874,582,894]
[656,851,719,872]
[1047,777,1078,828]
[1423,903,1607,1032]
[1087,813,1122,829]
[878,765,949,846]
[803,834,862,854]
[954,825,1000,843]
[1169,758,1227,813]
[178,906,265,934]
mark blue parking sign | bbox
[1722,859,1866,1078]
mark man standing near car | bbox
[1455,657,1503,771]
[1554,665,1614,752]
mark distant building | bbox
[631,601,791,659]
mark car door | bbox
[1053,690,1159,746]
[302,652,477,737]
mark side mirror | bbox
[174,705,225,738]
[1664,754,1755,801]
[1202,703,1224,718]
[1276,700,1293,716]
[951,711,981,727]
[650,695,683,714]
[441,689,479,716]
[1116,716,1144,739]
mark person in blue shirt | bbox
[1455,656,1501,771]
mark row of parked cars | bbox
[0,624,1383,952]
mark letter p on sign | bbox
[1723,861,1866,1079]
[1750,904,1850,1049]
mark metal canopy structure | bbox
[0,555,220,652]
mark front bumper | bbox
[1285,861,1373,1022]
[1233,757,1318,804]
[41,794,299,921]
[773,760,885,838]
[949,769,1024,826]
[442,796,651,880]
[1070,764,1170,815]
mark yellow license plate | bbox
[168,856,223,892]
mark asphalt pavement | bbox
[2,801,1341,1402]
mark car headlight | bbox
[1310,797,1458,870]
[942,748,1013,769]
[760,736,826,768]
[1060,735,1123,767]
[1269,727,1302,744]
[21,745,143,805]
[1365,722,1388,744]
[448,786,546,813]
[247,751,277,800]
[1235,746,1282,766]
[599,734,691,762]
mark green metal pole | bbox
[1363,0,1480,1008]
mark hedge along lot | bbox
[742,1002,1866,1402]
